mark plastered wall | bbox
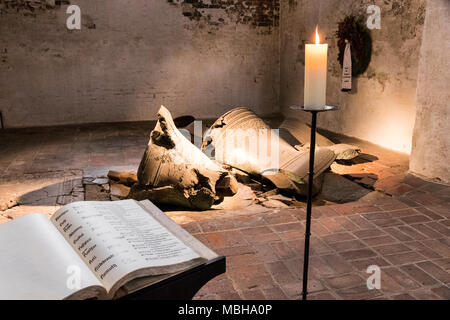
[280,0,426,154]
[409,0,450,184]
[0,0,280,127]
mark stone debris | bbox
[107,170,138,187]
[258,189,278,198]
[259,198,289,208]
[212,183,255,210]
[83,165,137,185]
[110,183,131,200]
[328,143,361,160]
[0,199,18,212]
[266,194,295,205]
[257,189,294,205]
[215,174,239,197]
[92,178,109,185]
[82,177,96,185]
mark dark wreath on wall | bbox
[336,15,372,77]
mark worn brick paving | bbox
[186,195,449,300]
[0,123,449,300]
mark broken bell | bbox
[133,106,238,210]
[279,117,361,160]
[203,107,336,195]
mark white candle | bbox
[304,26,328,110]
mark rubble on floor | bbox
[86,106,385,210]
[0,107,400,215]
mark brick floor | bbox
[0,123,449,300]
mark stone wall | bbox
[409,0,450,184]
[280,0,426,154]
[0,0,280,127]
[167,0,279,27]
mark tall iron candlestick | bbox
[290,105,339,300]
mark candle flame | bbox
[315,25,320,44]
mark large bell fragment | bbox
[279,117,334,147]
[203,107,336,195]
[134,106,238,210]
[279,117,361,160]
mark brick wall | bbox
[168,0,279,27]
[0,0,280,128]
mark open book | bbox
[0,200,218,300]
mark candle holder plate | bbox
[289,105,340,112]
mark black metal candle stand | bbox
[289,105,340,300]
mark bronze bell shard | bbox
[134,106,238,210]
[203,107,337,195]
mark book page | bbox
[139,200,218,260]
[50,200,200,293]
[0,214,103,300]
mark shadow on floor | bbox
[336,153,379,166]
